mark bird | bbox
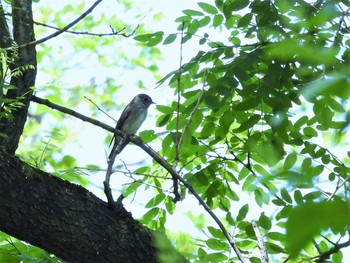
[108,94,154,158]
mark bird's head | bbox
[134,94,155,108]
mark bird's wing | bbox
[109,102,133,147]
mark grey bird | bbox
[109,94,154,158]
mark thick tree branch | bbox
[0,149,158,262]
[31,95,246,262]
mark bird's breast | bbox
[122,108,147,134]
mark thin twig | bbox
[33,11,145,38]
[5,0,104,51]
[175,21,185,164]
[84,96,117,122]
[104,134,128,208]
[333,6,350,45]
[176,72,206,158]
[252,221,269,263]
[34,21,126,37]
[31,95,246,262]
[327,175,350,202]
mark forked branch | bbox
[31,94,246,262]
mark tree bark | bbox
[0,0,37,155]
[0,2,12,48]
[0,149,157,262]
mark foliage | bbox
[133,0,350,262]
[0,43,35,130]
[1,0,349,262]
[0,232,62,263]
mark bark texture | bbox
[0,3,12,48]
[0,149,157,262]
[0,0,37,155]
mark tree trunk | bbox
[0,0,37,155]
[0,149,157,262]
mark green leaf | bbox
[139,130,157,143]
[213,15,224,27]
[156,105,173,114]
[200,122,215,139]
[157,114,171,127]
[145,193,166,208]
[198,16,211,27]
[206,238,230,251]
[134,32,164,46]
[165,196,175,214]
[207,226,226,239]
[219,109,234,132]
[294,116,308,128]
[141,207,160,223]
[303,74,350,100]
[267,232,285,242]
[266,242,285,254]
[303,127,318,137]
[294,190,304,205]
[223,0,249,19]
[327,97,345,112]
[254,164,270,177]
[284,152,297,169]
[332,251,343,263]
[280,188,293,204]
[237,204,249,221]
[198,2,218,14]
[234,114,261,132]
[258,212,272,230]
[238,167,250,180]
[286,200,350,257]
[163,34,177,45]
[188,19,200,34]
[235,98,260,111]
[134,34,151,42]
[182,9,204,16]
[134,166,151,174]
[207,252,228,262]
[242,174,256,192]
[255,187,270,206]
[147,32,164,47]
[238,13,253,28]
[204,95,221,109]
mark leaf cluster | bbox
[133,0,350,261]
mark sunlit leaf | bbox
[286,200,350,257]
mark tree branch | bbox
[0,149,158,262]
[31,95,246,262]
[316,232,350,263]
[4,0,104,51]
[175,21,185,164]
[33,18,142,38]
[252,220,269,263]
